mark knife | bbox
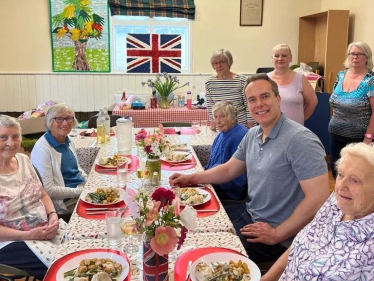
[86,211,108,215]
[170,162,196,167]
[195,209,219,212]
[86,207,125,211]
[185,260,192,281]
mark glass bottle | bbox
[186,91,192,109]
[103,107,111,142]
[96,109,106,144]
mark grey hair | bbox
[245,73,280,97]
[210,49,233,68]
[0,114,22,135]
[343,42,374,70]
[212,101,238,123]
[45,103,78,130]
[272,44,292,56]
[335,143,374,172]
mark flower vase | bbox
[146,157,161,181]
[159,95,170,109]
[143,241,169,281]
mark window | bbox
[111,16,191,72]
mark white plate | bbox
[161,152,191,163]
[190,252,261,281]
[56,251,129,281]
[180,188,211,206]
[96,156,132,168]
[80,188,125,206]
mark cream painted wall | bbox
[0,0,323,73]
[321,0,374,51]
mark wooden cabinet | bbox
[298,10,349,93]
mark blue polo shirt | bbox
[44,131,84,188]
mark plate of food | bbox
[180,188,211,206]
[96,155,132,168]
[161,152,191,163]
[80,187,125,206]
[190,252,261,281]
[55,250,129,281]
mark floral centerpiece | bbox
[141,72,189,108]
[135,126,170,177]
[125,187,197,280]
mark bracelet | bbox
[47,211,57,217]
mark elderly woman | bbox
[205,49,254,129]
[268,44,317,125]
[31,103,86,215]
[0,115,61,279]
[329,42,374,178]
[261,142,374,280]
[205,101,248,203]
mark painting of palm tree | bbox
[50,0,110,72]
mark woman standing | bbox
[205,49,254,129]
[268,44,317,125]
[328,42,374,178]
[31,103,86,215]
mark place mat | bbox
[174,247,243,281]
[44,249,130,281]
[80,130,115,137]
[163,128,197,135]
[76,199,126,220]
[95,155,139,175]
[180,188,220,218]
[161,156,197,171]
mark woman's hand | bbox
[26,222,59,240]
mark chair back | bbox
[87,115,122,128]
[304,92,330,154]
[0,264,30,281]
[256,67,274,73]
[161,122,192,127]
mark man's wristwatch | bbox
[364,133,374,139]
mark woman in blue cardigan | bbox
[206,101,248,203]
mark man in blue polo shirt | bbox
[169,73,329,263]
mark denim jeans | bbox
[225,204,288,264]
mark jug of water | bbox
[116,118,132,155]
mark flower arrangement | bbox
[141,72,189,98]
[135,126,169,159]
[124,187,197,256]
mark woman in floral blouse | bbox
[262,142,374,280]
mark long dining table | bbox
[49,128,249,280]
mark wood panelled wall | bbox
[0,73,213,113]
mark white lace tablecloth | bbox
[52,232,246,281]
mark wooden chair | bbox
[0,264,31,281]
[161,122,192,127]
[87,115,122,128]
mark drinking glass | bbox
[200,120,208,135]
[117,156,128,189]
[121,214,140,254]
[106,210,123,247]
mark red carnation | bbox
[151,187,175,206]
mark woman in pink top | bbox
[268,44,317,125]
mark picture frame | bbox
[240,0,264,26]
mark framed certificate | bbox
[240,0,264,26]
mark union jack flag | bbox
[126,33,182,73]
[143,243,168,281]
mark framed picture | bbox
[240,0,264,26]
[49,0,110,72]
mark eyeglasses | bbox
[212,60,226,66]
[348,53,366,58]
[53,116,74,124]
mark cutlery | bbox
[86,211,108,215]
[195,209,219,212]
[185,260,192,281]
[86,207,125,211]
[170,162,196,167]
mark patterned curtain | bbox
[108,0,195,20]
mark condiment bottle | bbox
[96,109,106,144]
[121,87,127,101]
[150,87,157,109]
[152,171,159,186]
[178,95,185,107]
[186,91,192,109]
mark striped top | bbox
[205,74,253,126]
[329,70,374,138]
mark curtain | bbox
[108,0,195,20]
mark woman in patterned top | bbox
[262,142,374,280]
[0,115,60,279]
[267,44,317,125]
[328,42,374,178]
[205,49,254,129]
